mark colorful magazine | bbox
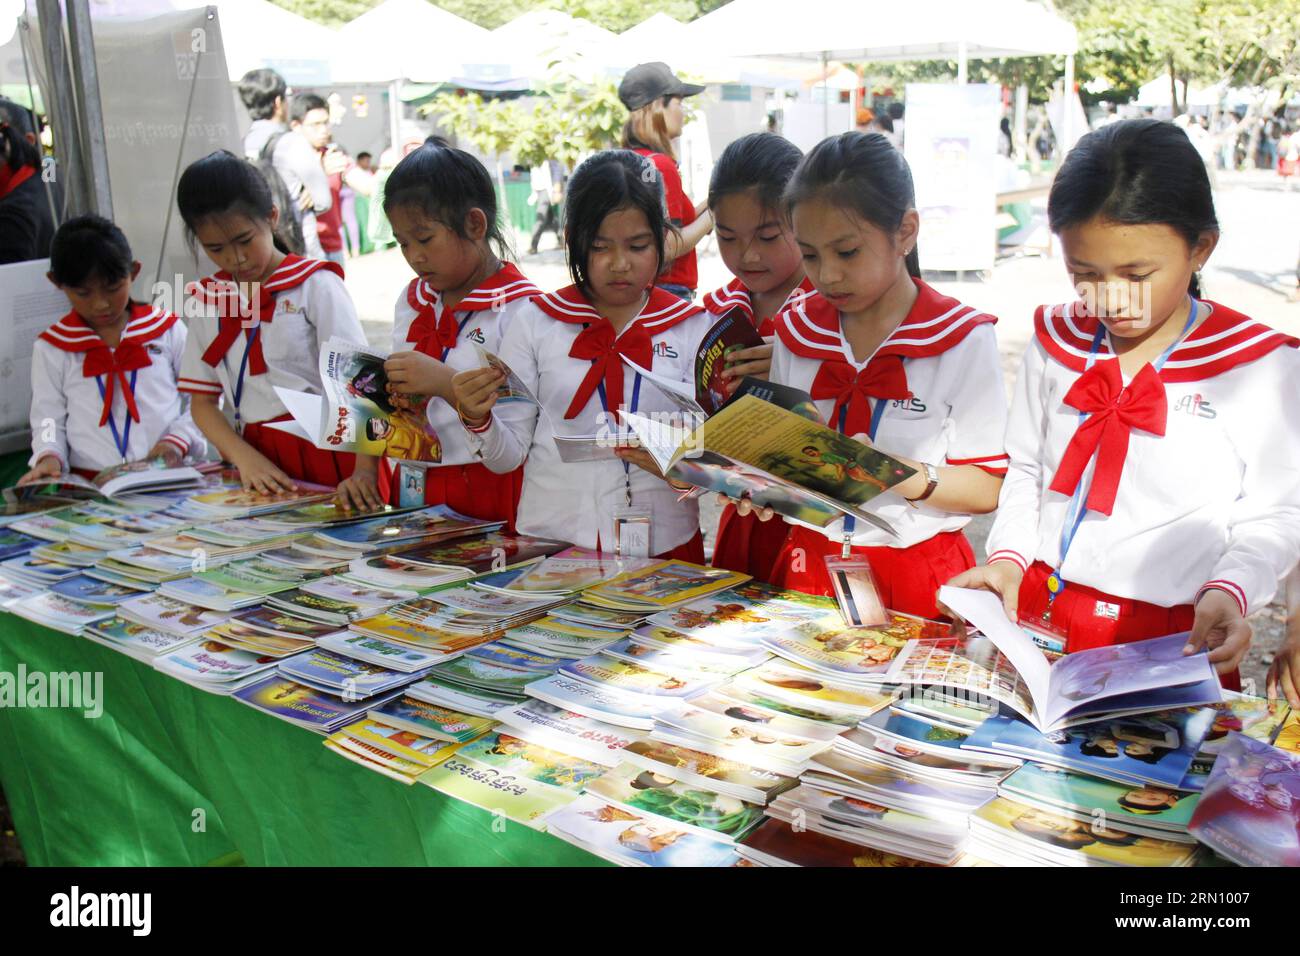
[1198,692,1291,755]
[420,753,581,826]
[368,695,495,744]
[762,612,948,680]
[584,763,765,843]
[1000,761,1199,833]
[583,561,751,611]
[620,739,797,804]
[524,673,678,730]
[560,654,720,699]
[545,794,740,866]
[1187,732,1300,866]
[234,676,393,733]
[495,698,641,766]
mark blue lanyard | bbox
[441,314,473,363]
[596,369,643,507]
[836,390,890,552]
[1046,298,1202,607]
[232,324,260,426]
[94,370,139,462]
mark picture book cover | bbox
[235,605,341,639]
[1187,732,1300,867]
[503,547,659,594]
[775,785,966,846]
[674,692,847,743]
[646,580,838,645]
[420,753,580,826]
[621,739,795,802]
[524,673,675,729]
[1198,692,1291,755]
[317,632,447,670]
[456,732,608,790]
[84,617,198,657]
[277,649,408,692]
[154,639,279,680]
[316,337,442,461]
[234,676,378,730]
[730,662,901,716]
[316,506,457,548]
[368,695,495,743]
[49,574,141,606]
[397,532,568,574]
[495,699,640,759]
[764,613,949,677]
[118,592,230,634]
[584,763,766,842]
[601,637,762,678]
[433,654,557,693]
[546,794,740,866]
[205,621,313,657]
[973,797,1200,866]
[655,704,835,765]
[299,577,415,606]
[860,708,974,755]
[560,654,718,698]
[586,561,751,609]
[1000,761,1200,831]
[973,708,1217,790]
[343,719,465,766]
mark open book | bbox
[924,586,1223,732]
[271,337,443,462]
[624,394,912,535]
[26,459,205,498]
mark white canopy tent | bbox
[334,0,490,85]
[687,0,1079,139]
[480,10,618,87]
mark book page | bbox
[938,585,1052,724]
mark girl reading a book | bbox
[175,151,367,492]
[20,216,206,485]
[703,133,813,581]
[451,150,714,560]
[334,142,541,526]
[751,132,1010,618]
[947,120,1300,689]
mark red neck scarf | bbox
[405,262,539,357]
[810,354,911,436]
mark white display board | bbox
[904,83,1000,273]
[0,259,67,454]
[780,100,853,154]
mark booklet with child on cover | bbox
[271,337,443,462]
[623,394,911,535]
[928,587,1223,733]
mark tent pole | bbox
[65,0,112,218]
[1062,52,1075,157]
[389,78,401,153]
[957,40,968,85]
[36,0,87,216]
[822,50,828,137]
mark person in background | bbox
[291,93,344,265]
[0,96,58,264]
[1268,566,1300,706]
[528,158,564,255]
[356,151,374,174]
[888,102,905,150]
[618,61,714,301]
[239,68,288,161]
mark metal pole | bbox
[36,0,87,215]
[389,78,401,153]
[65,0,112,218]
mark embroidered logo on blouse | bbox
[652,342,678,359]
[467,327,486,344]
[891,396,927,413]
[1172,393,1217,419]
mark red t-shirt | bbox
[632,147,697,292]
[316,168,344,254]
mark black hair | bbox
[356,151,372,163]
[564,149,674,294]
[708,132,803,218]
[1122,745,1172,765]
[237,69,287,121]
[785,131,921,278]
[289,92,328,124]
[49,215,134,287]
[872,114,895,134]
[0,97,40,171]
[1048,119,1219,297]
[1079,738,1120,758]
[382,141,510,257]
[887,102,904,121]
[176,150,293,256]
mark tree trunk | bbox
[1168,54,1180,115]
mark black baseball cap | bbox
[617,62,705,111]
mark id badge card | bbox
[1019,614,1068,654]
[824,555,888,627]
[397,462,427,509]
[613,507,653,559]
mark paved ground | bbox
[3,172,1294,866]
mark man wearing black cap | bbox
[618,62,713,301]
[0,97,58,264]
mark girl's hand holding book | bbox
[943,561,1025,623]
[146,442,183,468]
[613,443,667,479]
[715,492,776,522]
[336,454,384,512]
[721,341,774,387]
[1267,638,1300,707]
[16,455,62,487]
[386,351,454,403]
[1184,588,1252,675]
[452,367,502,427]
[232,449,295,497]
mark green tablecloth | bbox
[0,616,607,867]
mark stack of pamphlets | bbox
[618,738,799,805]
[495,698,642,767]
[367,695,496,744]
[546,793,741,866]
[153,639,288,694]
[324,717,466,784]
[490,547,660,596]
[420,731,608,827]
[498,616,632,660]
[117,591,232,636]
[736,817,973,867]
[580,561,751,613]
[48,574,142,607]
[277,648,426,700]
[169,484,335,521]
[761,612,951,685]
[9,590,118,634]
[203,620,318,658]
[81,616,202,662]
[317,630,466,671]
[1,551,85,588]
[234,675,402,733]
[394,532,570,579]
[582,762,768,844]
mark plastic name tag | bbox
[613,508,653,559]
[824,555,887,627]
[397,462,427,509]
[1019,615,1067,653]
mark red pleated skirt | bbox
[378,458,523,533]
[771,525,976,620]
[1019,561,1239,691]
[657,529,706,564]
[711,503,791,584]
[243,415,355,486]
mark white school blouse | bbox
[29,305,206,472]
[391,262,539,468]
[177,255,366,424]
[700,276,816,336]
[463,285,713,553]
[985,300,1300,615]
[770,280,1009,548]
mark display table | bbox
[0,616,607,867]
